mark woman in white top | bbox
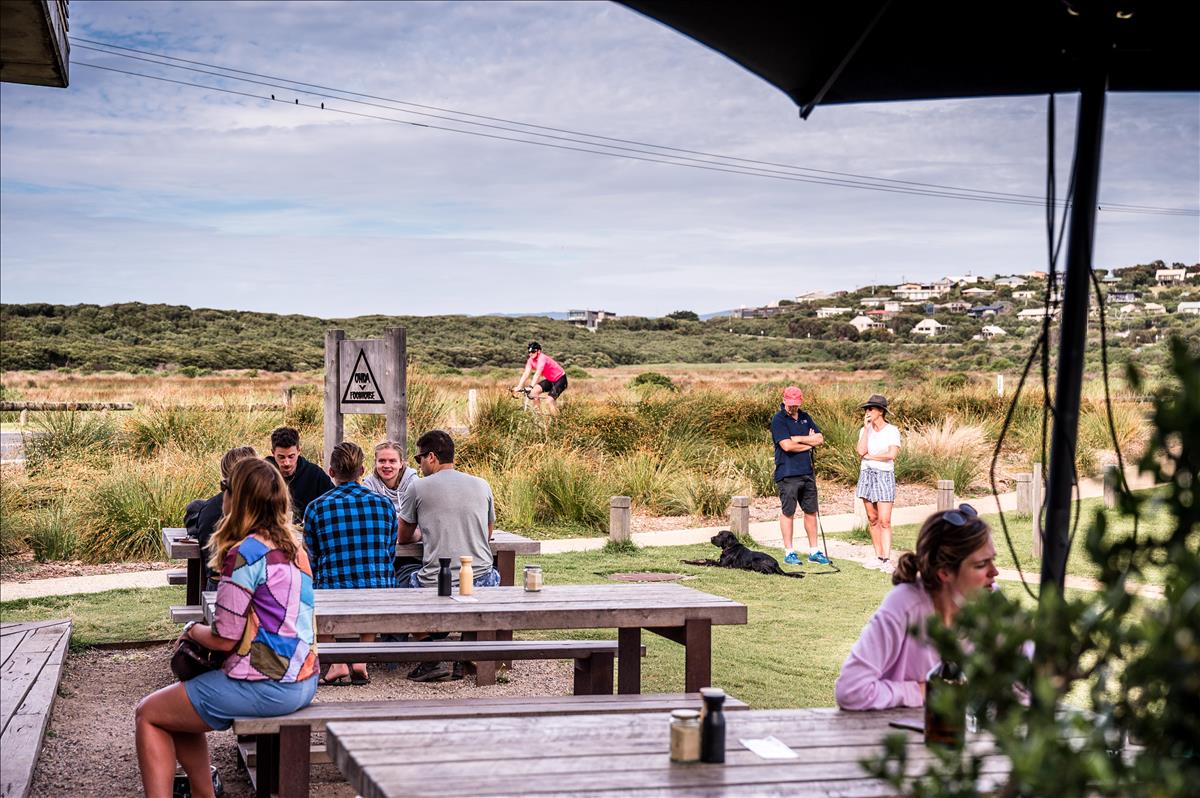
[855,394,902,573]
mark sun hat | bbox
[782,386,804,404]
[859,394,889,413]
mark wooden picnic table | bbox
[324,707,1007,797]
[164,527,541,607]
[203,583,747,693]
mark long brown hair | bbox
[893,509,991,594]
[220,445,257,479]
[208,457,300,571]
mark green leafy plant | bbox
[630,371,677,392]
[27,502,80,562]
[863,337,1199,797]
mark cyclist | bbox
[513,341,568,415]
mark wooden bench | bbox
[169,605,204,624]
[166,569,188,586]
[236,692,748,798]
[319,639,641,696]
[1,620,72,798]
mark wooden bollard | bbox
[1103,464,1120,509]
[467,389,478,425]
[996,373,1004,397]
[19,409,28,425]
[729,496,750,536]
[936,480,956,512]
[609,496,632,544]
[1015,473,1032,515]
[1031,462,1044,560]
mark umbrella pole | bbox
[1039,69,1109,598]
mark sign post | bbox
[323,327,407,467]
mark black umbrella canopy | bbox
[621,1,1199,117]
[618,0,1198,601]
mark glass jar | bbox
[523,565,543,592]
[669,709,701,763]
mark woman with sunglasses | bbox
[512,341,568,415]
[855,394,901,574]
[135,457,318,798]
[834,505,999,711]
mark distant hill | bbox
[481,311,570,320]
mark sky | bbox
[1,1,1197,318]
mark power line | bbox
[70,37,1197,215]
[70,49,1198,216]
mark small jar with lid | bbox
[669,709,701,763]
[523,565,543,592]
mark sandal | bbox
[350,668,371,686]
[319,671,351,686]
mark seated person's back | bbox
[303,442,398,589]
[399,430,495,588]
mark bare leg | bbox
[528,384,546,413]
[779,513,795,551]
[543,394,558,415]
[876,501,894,559]
[353,632,374,680]
[319,634,350,681]
[862,500,882,558]
[802,512,819,549]
[135,682,215,798]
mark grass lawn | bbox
[0,543,1107,710]
[832,491,1171,584]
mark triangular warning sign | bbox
[341,349,385,404]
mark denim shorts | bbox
[402,567,501,589]
[184,669,317,731]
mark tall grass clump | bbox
[479,463,538,531]
[0,466,30,556]
[531,451,608,532]
[902,417,990,493]
[124,405,276,457]
[24,411,118,472]
[669,466,746,518]
[1077,399,1147,461]
[81,453,217,562]
[607,450,684,514]
[731,446,776,498]
[26,502,80,562]
[408,371,457,441]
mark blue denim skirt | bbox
[184,669,317,731]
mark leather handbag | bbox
[170,627,228,681]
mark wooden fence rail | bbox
[0,402,134,411]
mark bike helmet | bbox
[527,341,542,353]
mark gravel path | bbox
[32,644,574,798]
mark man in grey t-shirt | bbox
[397,430,497,589]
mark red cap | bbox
[782,386,804,404]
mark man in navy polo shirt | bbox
[770,386,830,566]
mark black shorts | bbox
[538,375,569,399]
[777,475,818,517]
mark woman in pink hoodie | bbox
[835,505,999,710]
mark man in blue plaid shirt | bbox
[304,441,397,685]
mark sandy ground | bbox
[32,644,574,798]
[1,552,171,583]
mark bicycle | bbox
[511,386,535,413]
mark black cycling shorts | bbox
[777,475,819,517]
[538,375,569,399]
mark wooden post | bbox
[1015,473,1032,515]
[382,327,407,456]
[1031,462,1044,560]
[323,330,345,469]
[936,480,956,512]
[467,389,479,425]
[18,409,28,425]
[729,496,750,536]
[609,496,632,544]
[996,373,1005,396]
[1103,464,1120,509]
[280,386,294,409]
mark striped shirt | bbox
[302,481,399,589]
[212,534,319,682]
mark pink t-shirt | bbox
[528,353,565,382]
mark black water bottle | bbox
[700,687,726,763]
[437,558,452,596]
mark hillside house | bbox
[894,284,944,301]
[568,309,617,330]
[995,276,1026,288]
[937,301,971,313]
[1108,290,1140,304]
[980,325,1007,339]
[1118,304,1142,315]
[1144,302,1167,315]
[859,297,889,307]
[1155,268,1187,284]
[911,319,946,337]
[961,287,995,298]
[849,315,888,333]
[1012,290,1037,300]
[1023,270,1049,280]
[946,274,980,285]
[1018,307,1059,320]
[1177,301,1200,315]
[816,307,852,318]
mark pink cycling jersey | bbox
[528,353,565,382]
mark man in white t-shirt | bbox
[855,394,902,573]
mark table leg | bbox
[186,557,202,606]
[277,724,311,798]
[684,618,712,693]
[470,630,498,686]
[618,627,642,694]
[497,550,516,586]
[254,733,278,798]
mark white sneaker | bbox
[878,560,896,575]
[862,558,881,570]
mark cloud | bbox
[1,0,1196,317]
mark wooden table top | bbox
[164,527,540,560]
[325,707,1005,797]
[203,582,747,635]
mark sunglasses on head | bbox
[944,503,979,526]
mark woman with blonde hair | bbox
[834,505,999,711]
[135,458,319,798]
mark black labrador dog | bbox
[682,530,804,578]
